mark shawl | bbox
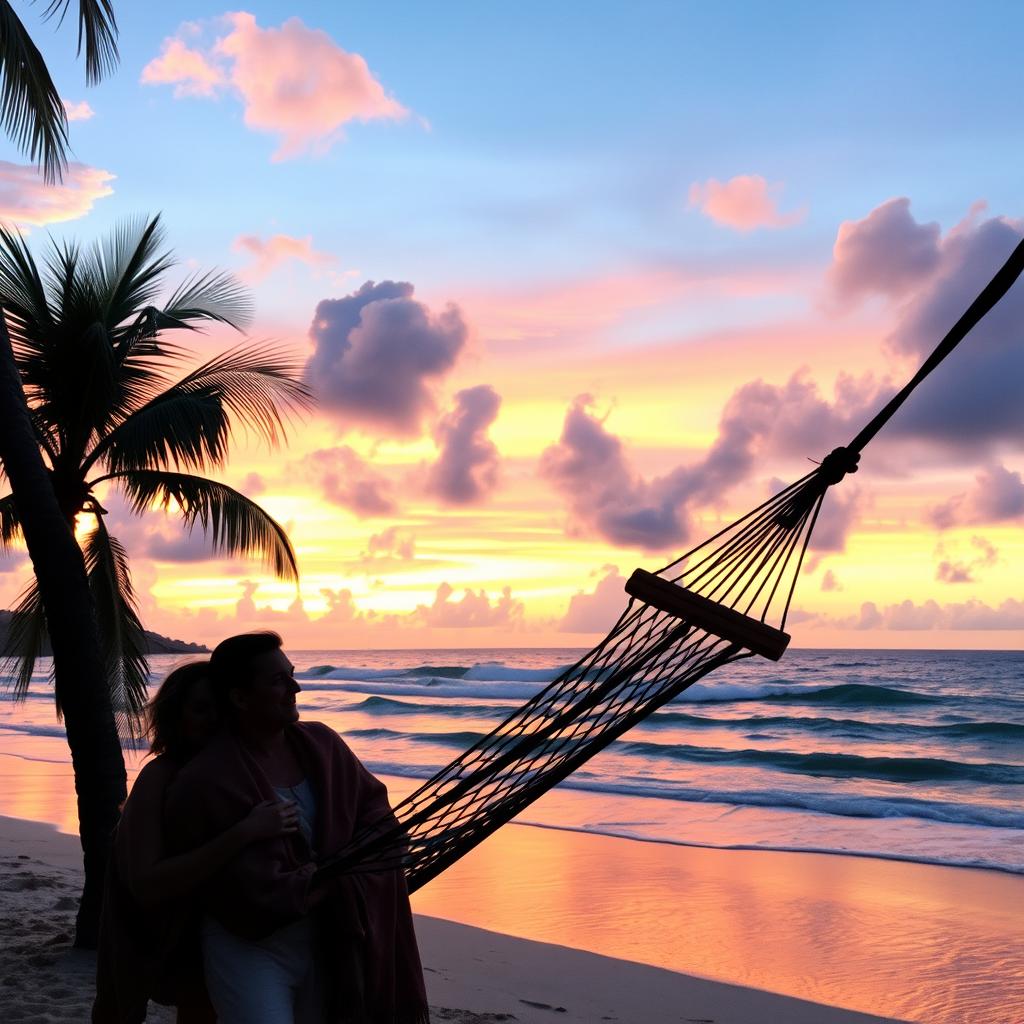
[164,721,429,1024]
[92,756,213,1023]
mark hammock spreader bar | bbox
[315,236,1024,893]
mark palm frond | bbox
[0,576,48,700]
[89,386,229,475]
[161,269,254,333]
[111,469,299,581]
[0,1,69,180]
[0,223,55,347]
[83,215,176,329]
[82,517,148,738]
[42,0,119,84]
[0,492,22,550]
[85,342,312,476]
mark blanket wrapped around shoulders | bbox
[165,721,429,1024]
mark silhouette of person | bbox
[164,632,428,1024]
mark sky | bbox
[1,1,1023,650]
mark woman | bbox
[164,632,429,1024]
[93,660,299,1023]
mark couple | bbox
[93,631,429,1024]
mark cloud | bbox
[830,198,942,301]
[559,566,627,632]
[300,446,396,516]
[540,396,691,549]
[688,175,805,231]
[142,13,408,159]
[832,199,1024,449]
[141,37,227,97]
[820,570,841,592]
[426,385,502,505]
[409,582,524,629]
[844,597,1024,631]
[934,534,998,585]
[0,161,115,227]
[541,374,879,551]
[930,462,1024,528]
[936,561,973,584]
[809,487,861,553]
[307,280,468,438]
[233,233,335,282]
[240,472,266,496]
[236,580,307,622]
[366,526,415,561]
[62,99,95,122]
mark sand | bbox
[0,814,906,1024]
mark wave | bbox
[762,683,938,705]
[348,720,1024,785]
[674,681,937,705]
[463,663,567,682]
[300,679,544,700]
[298,660,563,685]
[616,740,1024,784]
[359,756,1024,831]
[354,696,514,718]
[347,727,487,751]
[642,710,1024,741]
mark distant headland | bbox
[0,611,208,655]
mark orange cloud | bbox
[141,12,408,159]
[62,99,95,122]
[688,175,805,231]
[233,233,336,282]
[0,161,115,227]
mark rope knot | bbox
[818,446,859,486]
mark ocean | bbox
[2,646,1022,876]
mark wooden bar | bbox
[624,569,791,661]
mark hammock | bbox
[316,238,1024,893]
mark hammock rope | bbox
[316,237,1024,893]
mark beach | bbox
[2,648,1024,1021]
[2,814,912,1024]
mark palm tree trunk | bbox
[0,316,126,947]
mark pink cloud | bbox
[426,385,502,505]
[688,175,805,231]
[142,13,408,159]
[930,462,1024,528]
[843,597,1024,631]
[559,565,627,633]
[299,446,397,517]
[141,37,227,97]
[409,582,524,629]
[830,197,941,301]
[233,233,336,282]
[0,161,115,227]
[62,99,95,122]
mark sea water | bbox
[2,647,1022,875]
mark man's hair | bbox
[209,631,283,711]
[146,660,213,758]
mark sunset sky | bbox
[1,3,1022,650]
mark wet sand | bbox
[0,814,906,1023]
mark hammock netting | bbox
[316,237,1024,894]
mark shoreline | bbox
[511,816,1024,877]
[1,814,905,1024]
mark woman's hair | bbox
[146,660,213,757]
[209,631,283,713]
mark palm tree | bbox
[0,216,312,938]
[1,0,122,948]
